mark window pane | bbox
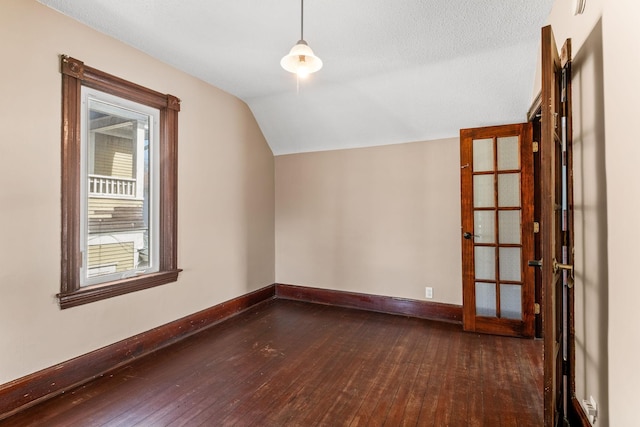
[474,210,495,244]
[500,284,522,320]
[476,282,496,317]
[474,246,495,280]
[82,92,159,286]
[497,173,520,207]
[498,210,521,244]
[499,247,522,282]
[473,175,494,208]
[473,138,494,172]
[497,136,519,170]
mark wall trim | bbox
[0,284,276,421]
[275,283,463,324]
[1,283,462,421]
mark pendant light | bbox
[281,0,322,78]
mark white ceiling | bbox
[39,0,554,155]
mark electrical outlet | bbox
[582,396,598,425]
[425,287,433,299]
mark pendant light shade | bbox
[280,39,323,78]
[281,0,322,78]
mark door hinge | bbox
[534,303,541,315]
[562,359,569,376]
[532,141,539,153]
[533,222,540,233]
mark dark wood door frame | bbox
[526,103,544,340]
[537,25,582,427]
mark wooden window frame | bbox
[58,55,181,309]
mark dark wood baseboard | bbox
[0,284,276,421]
[1,283,462,421]
[1,298,543,426]
[275,283,463,324]
[568,396,592,426]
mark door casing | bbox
[539,25,576,426]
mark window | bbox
[81,88,159,286]
[59,56,181,309]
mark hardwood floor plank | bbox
[346,317,423,426]
[0,299,542,426]
[436,331,469,427]
[415,323,453,427]
[477,337,504,426]
[201,304,342,425]
[139,304,296,426]
[465,334,485,427]
[317,316,404,425]
[264,309,375,425]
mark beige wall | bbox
[545,0,640,425]
[0,0,274,385]
[275,138,462,304]
[602,0,640,425]
[571,20,609,424]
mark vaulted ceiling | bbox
[39,0,554,155]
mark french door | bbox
[460,123,535,338]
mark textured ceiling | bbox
[39,0,554,155]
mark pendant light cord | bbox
[298,0,304,94]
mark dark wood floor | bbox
[1,299,543,426]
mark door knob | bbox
[553,259,573,274]
[463,231,480,240]
[553,259,575,287]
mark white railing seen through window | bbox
[89,174,136,197]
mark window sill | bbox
[58,269,182,309]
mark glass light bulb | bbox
[297,65,310,78]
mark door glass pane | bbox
[498,210,521,244]
[474,210,495,244]
[473,175,494,208]
[474,246,495,280]
[499,247,521,281]
[476,282,496,317]
[497,136,519,170]
[500,284,522,319]
[473,138,494,172]
[497,173,520,207]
